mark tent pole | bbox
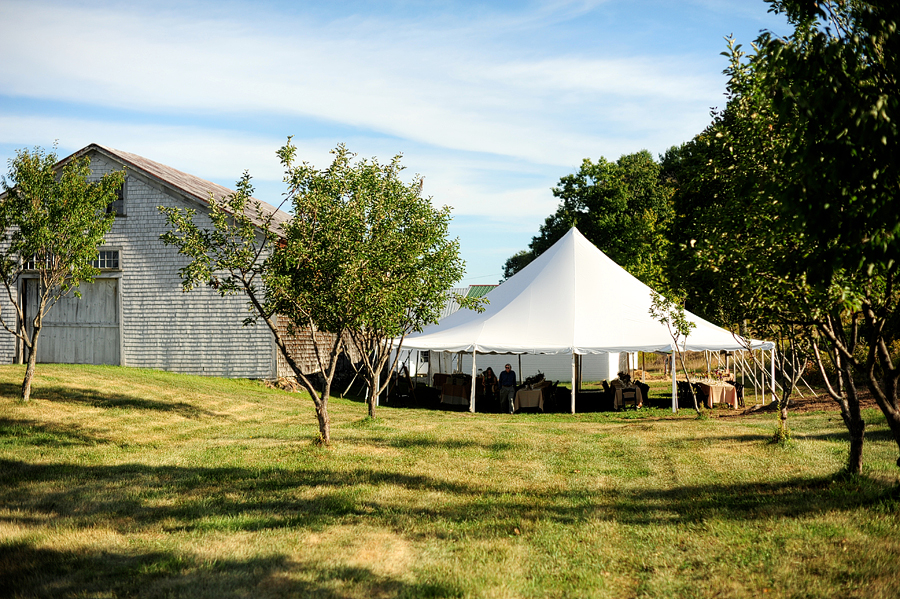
[518,354,522,381]
[754,350,758,404]
[469,349,477,413]
[770,347,776,403]
[747,347,784,394]
[671,350,677,413]
[577,355,583,391]
[761,349,765,403]
[571,353,576,414]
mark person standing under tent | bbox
[499,363,517,414]
[482,367,499,403]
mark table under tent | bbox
[400,227,775,413]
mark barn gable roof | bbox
[67,143,292,232]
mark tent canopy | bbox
[403,227,771,355]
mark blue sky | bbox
[0,0,790,285]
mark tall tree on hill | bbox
[0,146,124,402]
[161,141,468,443]
[271,144,473,421]
[503,150,674,288]
[668,0,900,472]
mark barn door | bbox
[24,278,120,365]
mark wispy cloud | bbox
[0,113,563,222]
[0,0,789,281]
[0,0,723,166]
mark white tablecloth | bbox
[698,382,737,409]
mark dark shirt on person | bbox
[483,372,498,390]
[499,369,516,387]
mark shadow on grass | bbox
[341,434,518,453]
[0,541,463,599]
[1,456,897,596]
[0,382,218,418]
[797,428,896,443]
[2,458,897,534]
[0,418,112,447]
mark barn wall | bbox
[275,320,363,378]
[0,269,17,364]
[84,151,277,378]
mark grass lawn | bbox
[1,364,899,598]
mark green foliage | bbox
[3,364,899,598]
[501,249,535,281]
[662,35,805,331]
[272,141,470,417]
[504,151,674,286]
[272,142,466,341]
[666,0,900,471]
[0,145,123,400]
[771,423,794,446]
[160,172,273,324]
[649,291,701,415]
[761,0,900,285]
[161,140,467,433]
[648,291,696,343]
[0,146,122,298]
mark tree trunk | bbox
[885,416,900,469]
[863,374,900,469]
[21,326,41,402]
[315,396,331,445]
[775,400,790,442]
[367,373,377,419]
[677,350,702,415]
[21,347,38,402]
[847,418,865,475]
[840,374,865,474]
[872,394,900,469]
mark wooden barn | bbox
[0,144,339,379]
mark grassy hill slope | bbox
[1,364,898,598]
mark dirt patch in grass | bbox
[787,389,879,413]
[714,388,880,417]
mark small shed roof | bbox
[466,285,497,298]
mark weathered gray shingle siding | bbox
[86,150,277,378]
[0,273,18,364]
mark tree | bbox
[501,250,535,281]
[0,145,123,401]
[504,151,674,287]
[669,0,900,472]
[662,36,812,440]
[161,141,467,442]
[649,291,701,416]
[757,0,900,469]
[273,143,472,420]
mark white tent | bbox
[401,227,773,412]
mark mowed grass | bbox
[1,365,899,599]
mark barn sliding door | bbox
[24,278,120,365]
